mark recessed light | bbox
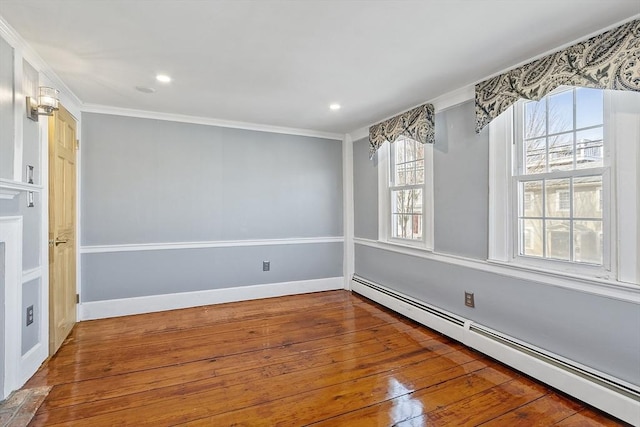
[156,74,172,83]
[135,86,156,94]
[329,103,341,111]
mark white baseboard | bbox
[79,277,344,320]
[20,342,47,387]
[351,277,640,426]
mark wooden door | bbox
[48,105,77,355]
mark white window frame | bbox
[489,89,639,285]
[378,139,434,250]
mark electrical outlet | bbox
[26,305,34,326]
[464,292,475,308]
[263,261,270,272]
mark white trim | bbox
[80,237,344,254]
[424,143,434,250]
[79,276,344,320]
[0,17,83,111]
[354,238,640,304]
[0,189,19,200]
[342,134,354,290]
[39,93,50,366]
[612,91,639,285]
[488,108,514,262]
[0,179,42,193]
[19,342,45,387]
[0,216,22,399]
[377,142,390,240]
[351,277,640,426]
[430,85,474,112]
[21,267,42,283]
[349,127,369,143]
[81,103,343,141]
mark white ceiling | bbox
[0,1,638,134]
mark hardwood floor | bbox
[24,290,626,426]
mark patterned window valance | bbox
[475,19,640,133]
[369,103,435,159]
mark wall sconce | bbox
[26,86,60,121]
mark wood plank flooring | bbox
[24,290,627,426]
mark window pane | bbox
[576,127,603,169]
[395,140,405,163]
[412,189,423,214]
[548,133,573,171]
[574,176,602,219]
[574,220,602,264]
[406,162,417,184]
[525,138,546,174]
[546,220,571,260]
[522,181,543,217]
[405,139,416,162]
[391,189,423,240]
[524,99,546,139]
[521,219,543,257]
[396,164,407,186]
[548,90,573,134]
[576,88,603,129]
[546,179,570,217]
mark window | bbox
[390,137,424,240]
[489,87,639,284]
[378,136,434,249]
[516,87,605,265]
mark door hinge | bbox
[76,139,80,150]
[76,294,79,304]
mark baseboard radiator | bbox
[351,275,640,426]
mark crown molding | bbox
[348,127,369,142]
[0,16,83,108]
[82,103,344,141]
[346,84,475,139]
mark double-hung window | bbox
[379,136,434,249]
[489,86,639,284]
[515,87,607,266]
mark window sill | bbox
[353,238,639,303]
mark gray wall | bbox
[82,114,343,244]
[353,137,378,240]
[434,102,488,259]
[82,243,342,301]
[81,113,343,301]
[353,101,640,387]
[22,278,39,355]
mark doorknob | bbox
[55,238,68,246]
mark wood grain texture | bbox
[25,290,627,426]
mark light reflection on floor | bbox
[389,377,425,426]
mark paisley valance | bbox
[475,19,640,133]
[369,103,435,159]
